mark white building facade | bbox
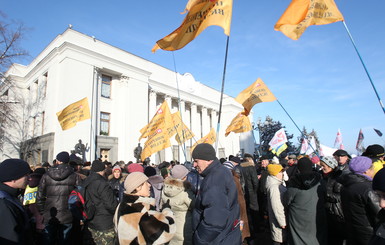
[1,29,255,165]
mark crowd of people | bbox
[1,143,385,245]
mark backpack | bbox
[68,185,96,221]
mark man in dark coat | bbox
[37,151,81,245]
[339,156,380,245]
[192,143,242,245]
[370,167,385,245]
[0,159,32,244]
[333,149,351,175]
[284,157,327,245]
[83,160,118,244]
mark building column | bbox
[149,90,157,121]
[201,107,209,136]
[164,95,173,161]
[178,100,187,162]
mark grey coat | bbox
[284,172,327,245]
[266,175,286,243]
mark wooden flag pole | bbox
[215,35,230,152]
[342,21,385,115]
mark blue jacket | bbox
[192,160,242,245]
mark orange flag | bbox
[225,110,252,136]
[141,127,171,160]
[56,97,90,130]
[169,112,195,144]
[152,0,233,52]
[139,101,173,141]
[275,0,344,40]
[235,78,276,112]
[191,128,216,153]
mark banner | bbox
[170,111,195,144]
[56,97,90,131]
[225,110,252,136]
[141,127,171,160]
[305,136,317,155]
[319,143,337,157]
[235,78,277,112]
[334,128,344,149]
[274,0,344,40]
[269,128,288,156]
[356,129,364,152]
[300,138,309,154]
[374,128,383,137]
[191,128,216,153]
[139,101,173,141]
[152,0,233,52]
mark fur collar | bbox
[240,161,255,167]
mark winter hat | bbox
[267,164,283,176]
[112,165,121,172]
[171,165,189,180]
[363,144,385,158]
[297,157,313,174]
[321,156,338,169]
[0,159,32,182]
[230,156,241,164]
[333,149,351,159]
[192,143,216,161]
[373,168,385,192]
[56,151,70,163]
[311,156,320,164]
[260,155,269,161]
[91,160,105,172]
[349,156,373,174]
[288,154,297,160]
[127,163,144,173]
[124,172,148,194]
[144,166,157,177]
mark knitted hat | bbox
[311,156,320,164]
[127,163,144,173]
[124,172,148,194]
[171,165,189,180]
[91,160,105,172]
[288,154,297,160]
[56,151,70,163]
[267,164,283,176]
[321,156,338,169]
[192,143,216,161]
[112,165,121,172]
[144,166,156,177]
[297,157,313,173]
[0,159,32,182]
[363,144,385,158]
[373,168,385,192]
[349,156,372,174]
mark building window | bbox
[41,111,45,135]
[100,112,110,136]
[42,72,48,97]
[101,75,112,98]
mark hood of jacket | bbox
[47,164,74,181]
[240,161,255,168]
[288,172,321,190]
[148,175,164,191]
[163,178,186,197]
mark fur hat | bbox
[56,151,70,163]
[127,163,144,173]
[267,164,283,176]
[363,144,385,158]
[124,172,148,194]
[321,156,338,169]
[192,143,216,161]
[91,160,105,172]
[171,165,189,180]
[0,159,31,182]
[373,168,385,192]
[144,166,156,177]
[297,157,313,173]
[349,156,372,174]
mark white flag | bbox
[300,138,309,154]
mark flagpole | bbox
[276,99,318,156]
[171,52,188,162]
[215,36,230,152]
[342,21,385,115]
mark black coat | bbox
[370,209,385,245]
[339,173,380,245]
[240,161,259,211]
[0,183,31,245]
[83,172,118,231]
[37,163,81,225]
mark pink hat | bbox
[127,163,144,173]
[311,156,320,164]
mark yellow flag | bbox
[274,0,344,40]
[139,101,173,141]
[152,0,233,52]
[56,97,90,130]
[191,128,216,153]
[141,127,171,160]
[168,112,195,144]
[235,78,277,112]
[225,110,252,137]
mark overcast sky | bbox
[3,0,385,153]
